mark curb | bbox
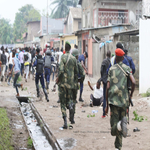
[30,102,62,150]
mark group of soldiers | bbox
[1,40,135,150]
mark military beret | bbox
[65,41,71,47]
[115,48,125,57]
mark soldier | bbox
[105,48,135,150]
[56,42,78,129]
[71,48,85,117]
[33,48,49,102]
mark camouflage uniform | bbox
[107,62,131,150]
[58,51,78,117]
[72,60,85,112]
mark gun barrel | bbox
[129,97,134,107]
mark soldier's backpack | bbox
[44,55,51,69]
[36,55,44,74]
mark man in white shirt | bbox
[24,47,31,82]
[57,49,63,65]
[88,79,103,107]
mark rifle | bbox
[126,71,134,124]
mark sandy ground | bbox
[1,76,150,150]
[0,84,30,150]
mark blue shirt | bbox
[124,55,135,74]
[107,56,130,74]
[78,54,85,63]
[13,57,21,73]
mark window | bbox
[87,12,90,27]
[83,14,85,28]
[78,21,81,30]
[93,9,97,28]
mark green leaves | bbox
[50,0,79,19]
[13,4,41,42]
[87,114,95,118]
[0,18,12,44]
[133,110,148,122]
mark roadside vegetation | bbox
[0,108,14,150]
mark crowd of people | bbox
[0,41,136,150]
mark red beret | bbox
[115,48,125,56]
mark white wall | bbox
[139,19,150,93]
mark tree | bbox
[50,0,79,19]
[6,36,11,44]
[0,18,12,44]
[13,4,41,41]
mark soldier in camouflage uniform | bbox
[105,48,135,150]
[71,48,85,112]
[57,42,78,129]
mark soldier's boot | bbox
[121,117,128,138]
[46,82,49,94]
[36,84,40,97]
[62,116,68,129]
[79,93,84,102]
[69,103,75,124]
[43,88,49,102]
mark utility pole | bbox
[47,0,48,35]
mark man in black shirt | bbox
[101,50,111,118]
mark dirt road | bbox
[1,76,150,150]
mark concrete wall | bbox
[92,42,114,78]
[27,22,40,42]
[139,19,150,93]
[81,0,141,28]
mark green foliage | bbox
[0,18,13,44]
[0,108,14,150]
[133,110,148,122]
[141,88,150,97]
[27,137,33,148]
[50,0,79,19]
[87,114,95,118]
[13,4,41,41]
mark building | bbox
[40,17,64,35]
[77,0,141,77]
[23,21,40,47]
[59,34,78,50]
[64,7,82,34]
[79,0,142,28]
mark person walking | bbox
[123,49,135,75]
[78,51,88,102]
[101,50,111,118]
[7,49,13,85]
[18,48,24,76]
[5,48,9,80]
[33,48,49,102]
[24,47,31,82]
[105,48,135,150]
[0,50,7,81]
[71,48,85,122]
[44,49,54,94]
[56,42,78,129]
[9,51,23,96]
[107,43,130,73]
